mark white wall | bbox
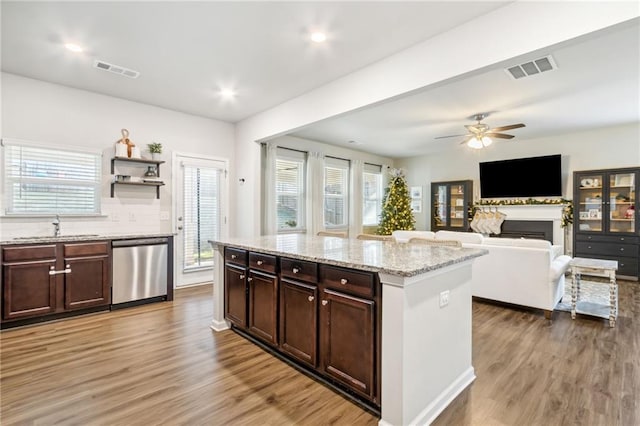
[0,73,235,240]
[395,123,640,230]
[234,2,639,238]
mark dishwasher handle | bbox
[112,237,168,247]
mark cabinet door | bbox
[3,260,57,320]
[319,288,375,401]
[432,183,448,229]
[225,264,247,328]
[279,279,318,367]
[608,171,636,234]
[248,270,278,345]
[575,172,605,233]
[64,256,110,310]
[448,184,467,229]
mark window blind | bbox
[363,171,382,226]
[324,157,349,228]
[182,165,220,270]
[3,142,101,215]
[276,157,305,230]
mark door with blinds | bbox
[175,154,226,287]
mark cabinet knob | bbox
[308,296,314,302]
[50,266,55,270]
[340,278,348,285]
[239,274,245,279]
[66,264,70,268]
[231,254,237,259]
[620,263,625,267]
[588,246,592,249]
[292,267,300,274]
[247,277,253,282]
[620,237,625,241]
[257,260,264,266]
[620,248,624,251]
[587,236,592,240]
[322,300,328,306]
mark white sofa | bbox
[392,230,572,318]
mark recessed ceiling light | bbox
[219,88,236,99]
[310,32,327,43]
[64,43,83,53]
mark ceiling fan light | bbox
[481,136,492,147]
[467,137,483,149]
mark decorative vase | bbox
[151,152,161,161]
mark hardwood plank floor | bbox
[1,281,638,425]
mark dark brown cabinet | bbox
[431,180,473,231]
[2,241,111,323]
[573,167,639,279]
[280,277,318,367]
[247,269,278,345]
[224,248,248,328]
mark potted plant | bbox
[147,142,163,160]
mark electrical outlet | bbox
[128,212,136,222]
[439,290,450,308]
[160,211,170,221]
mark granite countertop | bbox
[210,234,488,277]
[0,233,175,245]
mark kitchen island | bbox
[210,234,487,426]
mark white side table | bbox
[570,257,618,327]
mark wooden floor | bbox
[1,281,638,425]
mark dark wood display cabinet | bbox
[223,246,381,411]
[573,167,639,280]
[431,180,474,231]
[2,241,111,326]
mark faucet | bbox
[52,214,61,237]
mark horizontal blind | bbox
[363,171,382,226]
[183,165,219,270]
[276,158,304,230]
[324,158,349,227]
[4,143,101,215]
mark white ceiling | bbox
[1,1,508,123]
[2,2,638,159]
[291,20,640,157]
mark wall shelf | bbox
[110,157,165,199]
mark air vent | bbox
[93,60,140,79]
[505,55,556,80]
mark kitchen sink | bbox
[13,234,100,240]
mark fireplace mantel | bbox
[491,204,566,248]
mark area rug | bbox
[555,278,613,319]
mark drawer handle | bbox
[321,300,328,306]
[340,278,348,285]
[308,296,315,302]
[257,260,264,266]
[292,267,300,274]
[588,246,592,249]
[231,254,237,259]
[620,248,624,251]
[49,268,72,275]
[247,277,253,282]
[239,274,245,280]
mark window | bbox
[324,157,349,228]
[363,164,383,226]
[276,149,305,231]
[3,141,101,215]
[182,163,221,271]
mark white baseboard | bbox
[210,319,230,332]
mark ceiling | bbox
[291,19,640,157]
[2,2,638,159]
[1,1,508,123]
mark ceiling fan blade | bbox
[490,123,525,132]
[459,136,473,145]
[486,133,515,139]
[435,133,470,140]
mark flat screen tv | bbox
[479,154,562,198]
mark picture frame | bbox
[579,211,589,219]
[410,186,422,199]
[411,199,422,213]
[588,209,600,219]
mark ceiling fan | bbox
[435,113,525,149]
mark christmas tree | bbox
[377,168,416,235]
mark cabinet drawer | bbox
[320,265,374,298]
[225,247,247,266]
[576,234,639,244]
[249,252,277,274]
[281,258,318,283]
[64,242,108,257]
[574,241,638,258]
[2,245,57,262]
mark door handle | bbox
[49,267,72,275]
[177,226,183,230]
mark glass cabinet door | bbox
[433,184,447,227]
[608,172,636,233]
[576,173,604,233]
[449,184,466,229]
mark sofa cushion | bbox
[392,230,435,243]
[434,230,484,244]
[483,237,551,249]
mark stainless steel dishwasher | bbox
[112,237,168,306]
